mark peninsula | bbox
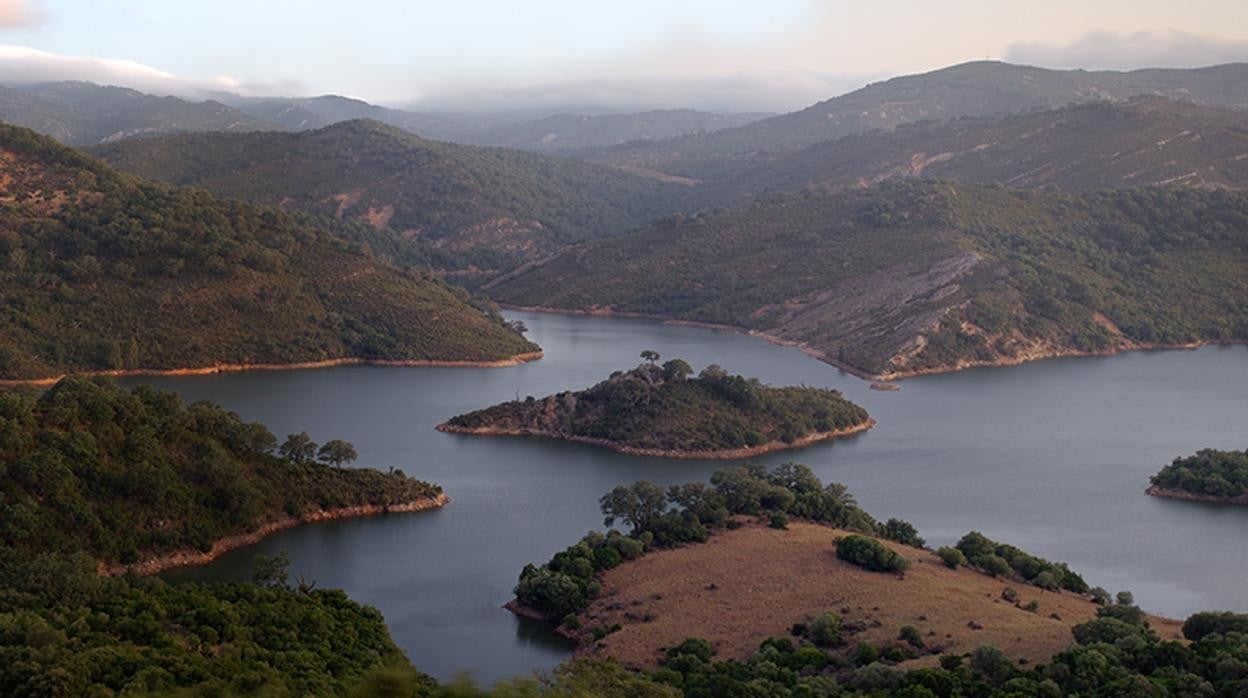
[437,354,873,458]
[0,377,448,574]
[1147,448,1248,505]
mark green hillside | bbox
[488,181,1248,378]
[91,119,679,276]
[0,122,537,380]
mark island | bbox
[1147,448,1248,505]
[437,353,873,458]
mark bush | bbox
[1001,587,1018,603]
[836,535,910,573]
[1183,612,1248,641]
[881,518,926,547]
[810,612,842,647]
[769,512,789,530]
[937,546,965,569]
[976,554,1012,578]
[898,625,924,648]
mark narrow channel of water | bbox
[139,311,1248,683]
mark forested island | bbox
[502,464,1248,697]
[438,354,873,458]
[1148,448,1248,505]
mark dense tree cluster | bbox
[0,378,440,565]
[446,360,870,453]
[834,535,910,573]
[955,531,1089,593]
[514,464,906,622]
[1151,448,1248,499]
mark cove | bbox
[133,310,1248,684]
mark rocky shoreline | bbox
[1145,484,1248,506]
[99,493,451,576]
[500,304,1245,381]
[1,351,544,387]
[436,419,875,459]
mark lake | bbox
[138,310,1248,684]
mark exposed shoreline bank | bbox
[1,351,544,387]
[499,304,1245,381]
[1145,485,1248,507]
[100,493,451,577]
[435,419,875,459]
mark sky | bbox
[1,0,1248,113]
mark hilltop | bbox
[0,82,277,145]
[91,119,680,276]
[487,181,1248,379]
[582,61,1248,181]
[439,358,871,457]
[693,98,1248,208]
[0,122,538,381]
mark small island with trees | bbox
[437,352,874,458]
[1147,448,1248,505]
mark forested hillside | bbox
[0,122,537,380]
[489,181,1248,378]
[91,119,680,277]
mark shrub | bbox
[836,535,910,573]
[976,554,1012,578]
[1183,612,1248,641]
[937,546,966,569]
[1001,587,1018,603]
[899,625,924,648]
[769,512,789,530]
[881,518,926,547]
[810,612,842,647]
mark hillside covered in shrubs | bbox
[0,378,442,567]
[440,356,871,456]
[0,123,537,380]
[489,181,1248,378]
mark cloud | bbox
[0,44,305,97]
[1005,30,1248,71]
[0,0,38,28]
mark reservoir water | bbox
[136,310,1248,684]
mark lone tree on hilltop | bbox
[317,439,359,468]
[640,349,661,364]
[279,432,318,464]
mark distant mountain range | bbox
[90,119,681,278]
[581,61,1248,181]
[690,97,1248,209]
[487,181,1248,378]
[0,123,537,380]
[0,81,276,145]
[0,80,766,150]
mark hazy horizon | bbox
[2,0,1248,114]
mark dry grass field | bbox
[577,521,1183,669]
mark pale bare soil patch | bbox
[579,521,1182,669]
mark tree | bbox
[279,432,318,464]
[640,349,660,365]
[317,439,358,468]
[252,552,291,588]
[661,359,692,381]
[810,611,842,647]
[600,481,667,534]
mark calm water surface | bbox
[135,311,1248,683]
